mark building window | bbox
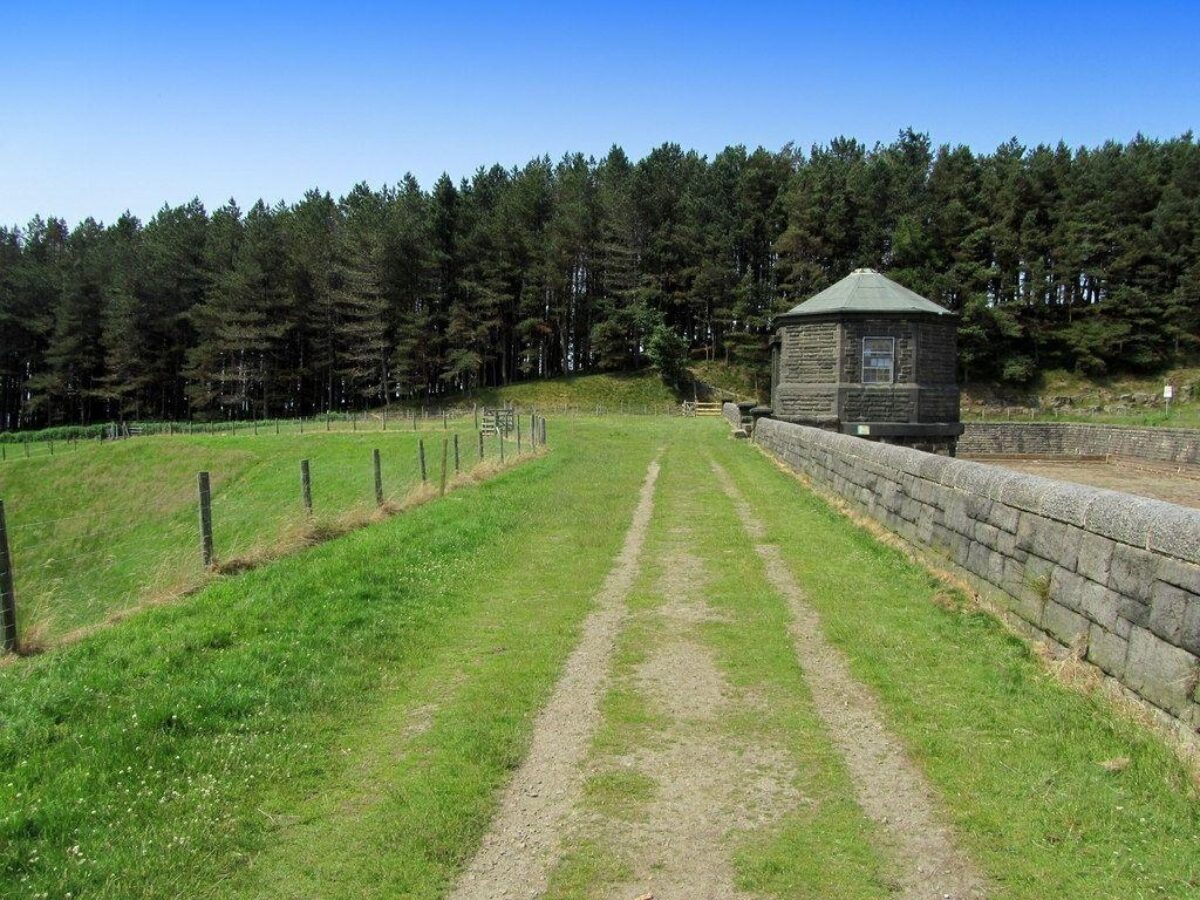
[862,337,895,384]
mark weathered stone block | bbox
[1087,624,1128,678]
[1109,543,1156,605]
[1017,516,1080,571]
[1078,580,1121,631]
[1147,503,1200,566]
[1076,534,1116,585]
[1156,557,1200,595]
[1050,567,1087,612]
[1043,600,1090,646]
[1038,481,1099,527]
[1148,580,1190,645]
[1124,626,1200,716]
[1084,492,1156,550]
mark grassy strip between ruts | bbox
[547,433,891,897]
[716,434,1200,898]
[0,418,662,897]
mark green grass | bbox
[546,435,891,898]
[964,365,1200,428]
[0,417,665,897]
[0,419,487,641]
[689,360,768,402]
[456,370,681,411]
[719,438,1200,898]
[1,415,1196,898]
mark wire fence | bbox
[0,411,551,654]
[0,401,678,464]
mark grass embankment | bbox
[963,365,1200,428]
[0,419,486,642]
[457,370,680,411]
[688,360,767,402]
[0,417,663,897]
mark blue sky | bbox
[3,1,1197,227]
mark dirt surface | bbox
[450,458,661,900]
[591,545,800,899]
[712,460,989,900]
[965,456,1200,509]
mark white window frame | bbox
[862,337,895,384]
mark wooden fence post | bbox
[412,410,417,431]
[541,417,547,444]
[498,428,504,463]
[373,449,384,506]
[474,403,479,430]
[0,499,18,651]
[439,438,449,497]
[516,416,522,454]
[197,472,214,569]
[453,433,460,473]
[419,439,427,483]
[326,412,331,431]
[300,459,313,515]
[443,409,447,430]
[478,430,485,461]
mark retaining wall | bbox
[723,403,742,428]
[736,406,1200,735]
[960,421,1200,466]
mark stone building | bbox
[769,268,963,454]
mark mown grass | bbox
[3,415,1197,898]
[0,417,664,897]
[0,419,485,641]
[718,435,1200,897]
[547,434,891,898]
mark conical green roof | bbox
[779,268,952,318]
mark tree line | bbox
[1,131,1197,429]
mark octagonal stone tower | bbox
[769,268,963,454]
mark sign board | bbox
[856,425,871,436]
[1164,385,1174,400]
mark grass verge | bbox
[716,434,1200,897]
[0,419,661,897]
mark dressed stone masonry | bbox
[770,268,963,454]
[960,422,1200,466]
[744,411,1200,734]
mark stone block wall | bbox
[752,416,1200,734]
[960,422,1200,465]
[723,402,741,427]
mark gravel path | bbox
[450,458,661,900]
[712,459,989,900]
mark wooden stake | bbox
[478,430,485,461]
[300,459,313,515]
[373,449,384,506]
[197,472,214,569]
[0,499,18,651]
[439,438,449,497]
[453,433,460,473]
[419,439,427,482]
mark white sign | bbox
[1164,385,1174,400]
[856,425,871,436]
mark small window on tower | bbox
[862,337,895,384]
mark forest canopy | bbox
[2,131,1197,428]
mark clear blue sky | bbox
[3,0,1197,227]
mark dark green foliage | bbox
[1,132,1197,429]
[646,325,690,389]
